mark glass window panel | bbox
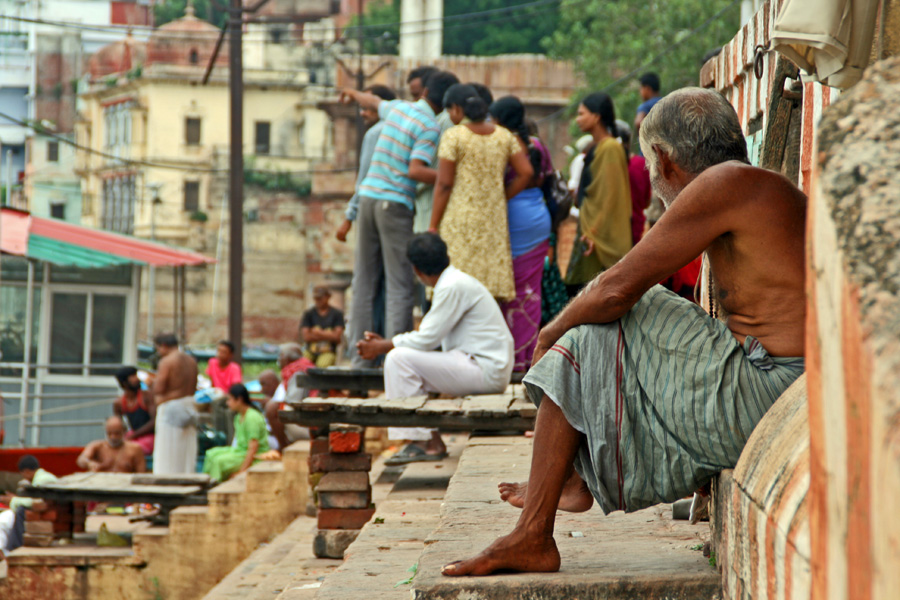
[49,292,87,374]
[49,264,132,285]
[0,256,43,282]
[90,294,126,375]
[0,284,41,377]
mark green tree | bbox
[349,0,559,56]
[153,0,227,29]
[442,0,559,56]
[546,0,741,124]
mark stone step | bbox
[202,436,429,600]
[412,435,721,600]
[308,442,464,600]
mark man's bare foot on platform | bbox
[498,473,593,512]
[442,527,560,576]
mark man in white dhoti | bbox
[151,333,199,474]
[356,233,514,465]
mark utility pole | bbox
[355,0,365,159]
[228,0,244,363]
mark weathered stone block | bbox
[317,471,369,492]
[23,533,54,547]
[309,452,372,473]
[317,507,376,530]
[328,430,362,454]
[313,528,360,559]
[310,437,330,455]
[318,490,371,510]
[25,520,54,534]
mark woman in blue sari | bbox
[489,96,553,371]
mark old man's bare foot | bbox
[442,527,560,577]
[498,471,593,512]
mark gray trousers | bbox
[349,196,416,368]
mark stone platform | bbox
[412,436,720,600]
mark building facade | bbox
[74,9,348,344]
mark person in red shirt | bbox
[207,340,242,391]
[615,120,652,245]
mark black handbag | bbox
[541,170,573,232]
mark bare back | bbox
[705,166,806,356]
[604,162,807,357]
[154,350,198,403]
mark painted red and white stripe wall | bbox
[705,2,900,599]
[699,0,837,196]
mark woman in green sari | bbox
[564,92,632,297]
[203,383,269,482]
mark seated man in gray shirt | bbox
[356,233,514,464]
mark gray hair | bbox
[639,87,748,176]
[279,342,303,363]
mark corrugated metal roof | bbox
[27,234,137,268]
[1,207,215,268]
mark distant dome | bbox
[89,34,147,80]
[146,4,228,67]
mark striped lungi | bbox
[523,285,804,514]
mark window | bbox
[255,121,271,155]
[189,48,199,64]
[48,291,127,376]
[50,203,65,220]
[0,283,42,377]
[101,175,136,233]
[47,141,59,162]
[184,181,200,212]
[185,117,201,146]
[49,293,87,374]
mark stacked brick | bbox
[309,424,375,559]
[22,500,86,547]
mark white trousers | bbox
[384,347,491,441]
[153,397,198,474]
[0,509,15,553]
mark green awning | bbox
[27,234,145,268]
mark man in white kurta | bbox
[356,233,514,464]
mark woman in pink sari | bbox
[489,96,553,372]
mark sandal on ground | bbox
[384,444,448,466]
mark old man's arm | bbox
[535,163,745,363]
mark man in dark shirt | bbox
[300,286,345,367]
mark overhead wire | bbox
[0,109,355,177]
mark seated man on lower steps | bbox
[77,416,146,473]
[357,233,514,465]
[443,87,807,576]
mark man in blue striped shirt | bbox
[340,70,459,368]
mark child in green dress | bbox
[203,383,270,482]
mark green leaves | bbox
[547,0,741,123]
[393,562,418,587]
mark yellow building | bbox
[72,10,345,344]
[75,10,334,245]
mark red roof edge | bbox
[25,211,215,267]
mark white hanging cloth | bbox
[771,0,881,89]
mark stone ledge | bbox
[711,375,810,599]
[413,436,719,600]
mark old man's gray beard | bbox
[649,170,680,208]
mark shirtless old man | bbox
[77,416,146,473]
[152,333,198,474]
[443,87,806,576]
